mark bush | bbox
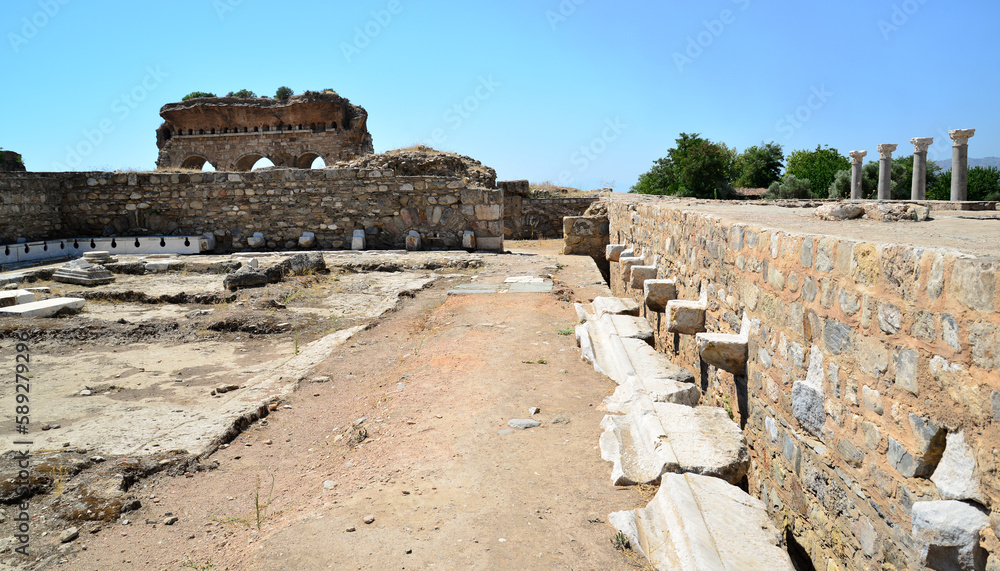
[631,133,733,199]
[785,146,850,197]
[275,86,294,100]
[765,174,813,199]
[182,91,217,101]
[968,166,1000,201]
[226,89,257,98]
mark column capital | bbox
[849,150,868,164]
[949,129,976,147]
[910,137,934,153]
[877,144,898,159]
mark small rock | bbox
[90,456,105,463]
[498,429,516,436]
[815,203,864,221]
[363,515,375,525]
[346,526,356,533]
[508,419,541,430]
[60,527,79,543]
[529,407,541,415]
[79,390,92,396]
[164,516,178,525]
[263,439,273,445]
[551,416,571,425]
[41,424,52,431]
[268,403,279,411]
[323,480,335,490]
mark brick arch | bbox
[295,151,325,169]
[180,155,212,170]
[234,153,269,172]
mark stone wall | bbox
[500,180,601,239]
[0,169,504,251]
[0,151,26,173]
[605,194,1000,570]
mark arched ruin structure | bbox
[155,92,374,171]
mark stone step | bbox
[644,279,678,312]
[600,403,749,486]
[912,500,990,571]
[610,473,795,571]
[0,297,85,318]
[666,286,708,335]
[629,265,658,290]
[695,314,752,375]
[619,256,645,283]
[0,290,36,308]
[606,244,626,262]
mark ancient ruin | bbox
[155,92,374,171]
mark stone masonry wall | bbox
[504,195,599,239]
[605,194,1000,570]
[0,169,504,251]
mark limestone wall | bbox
[605,194,1000,570]
[0,169,504,251]
[504,195,600,239]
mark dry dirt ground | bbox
[1,241,647,570]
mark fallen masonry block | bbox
[630,265,658,290]
[405,231,421,251]
[0,297,85,318]
[591,296,640,318]
[351,229,366,251]
[223,253,326,290]
[644,279,677,313]
[610,473,794,570]
[298,232,316,248]
[53,259,115,286]
[247,232,265,248]
[619,257,645,283]
[666,286,708,335]
[912,500,989,571]
[606,244,626,262]
[696,314,752,376]
[462,231,476,250]
[600,402,749,486]
[603,314,654,345]
[0,289,35,307]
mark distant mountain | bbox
[934,157,1000,172]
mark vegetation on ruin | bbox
[275,86,294,100]
[226,89,257,98]
[182,91,218,101]
[764,174,813,199]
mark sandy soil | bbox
[2,242,646,570]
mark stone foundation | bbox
[602,194,1000,570]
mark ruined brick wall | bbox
[0,170,504,251]
[605,194,1000,570]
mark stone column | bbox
[877,144,898,200]
[848,151,867,200]
[910,138,933,201]
[949,129,976,201]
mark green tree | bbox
[784,146,850,197]
[765,174,812,199]
[829,158,925,200]
[630,133,733,199]
[733,142,784,188]
[227,89,257,98]
[928,170,951,200]
[275,86,294,100]
[182,91,217,101]
[968,166,1000,201]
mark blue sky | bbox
[2,0,997,190]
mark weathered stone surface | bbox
[53,259,115,286]
[0,289,35,307]
[792,382,825,437]
[877,301,902,334]
[837,439,865,468]
[247,232,265,248]
[611,473,794,571]
[644,279,678,312]
[630,265,658,290]
[824,319,851,354]
[508,419,541,430]
[909,414,947,478]
[970,323,1000,370]
[0,297,85,318]
[942,314,963,352]
[889,437,916,478]
[950,259,996,312]
[667,288,708,335]
[223,253,326,290]
[592,296,640,318]
[894,348,919,396]
[864,203,931,222]
[695,315,750,375]
[931,431,984,503]
[862,385,884,415]
[912,500,989,571]
[815,203,864,221]
[600,403,749,486]
[298,232,315,248]
[606,244,626,262]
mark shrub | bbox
[275,86,294,100]
[182,91,217,101]
[765,174,813,199]
[226,89,257,98]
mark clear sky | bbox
[2,0,997,190]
